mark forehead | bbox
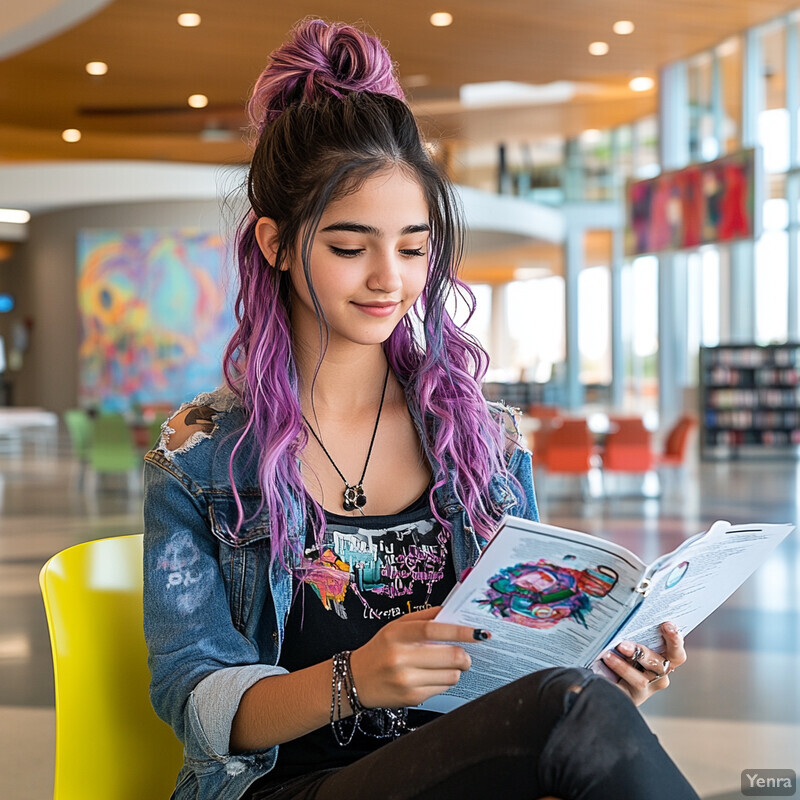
[320,167,429,228]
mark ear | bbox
[254,217,286,269]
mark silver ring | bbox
[648,664,674,685]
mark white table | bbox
[0,408,59,455]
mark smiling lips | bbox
[352,301,401,317]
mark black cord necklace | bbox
[302,364,391,512]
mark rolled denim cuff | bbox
[191,664,289,757]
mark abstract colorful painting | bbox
[77,228,235,412]
[625,148,759,256]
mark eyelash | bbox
[329,246,427,259]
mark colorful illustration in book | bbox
[665,560,690,589]
[476,559,619,629]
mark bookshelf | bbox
[700,344,800,460]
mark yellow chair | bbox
[39,534,183,799]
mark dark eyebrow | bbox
[319,222,430,237]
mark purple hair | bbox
[246,18,405,138]
[224,19,519,566]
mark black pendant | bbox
[343,484,367,512]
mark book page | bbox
[423,517,646,712]
[602,521,794,657]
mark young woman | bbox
[143,19,698,800]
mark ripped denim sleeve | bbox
[152,387,238,461]
[142,459,285,767]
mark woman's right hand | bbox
[349,606,485,709]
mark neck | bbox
[294,341,394,415]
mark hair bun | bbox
[247,19,405,135]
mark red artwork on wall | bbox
[625,149,759,256]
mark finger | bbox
[404,642,472,671]
[601,650,652,692]
[400,619,492,645]
[616,640,671,676]
[401,605,442,621]
[660,622,687,668]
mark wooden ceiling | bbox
[0,0,798,164]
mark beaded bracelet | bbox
[330,650,411,747]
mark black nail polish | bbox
[473,628,491,641]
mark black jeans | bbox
[246,667,700,800]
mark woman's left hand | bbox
[601,622,687,706]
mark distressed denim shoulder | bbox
[143,388,538,800]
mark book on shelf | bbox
[422,516,793,712]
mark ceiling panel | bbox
[0,0,797,162]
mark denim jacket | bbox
[143,386,539,800]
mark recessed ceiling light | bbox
[629,76,655,92]
[188,94,209,108]
[85,61,108,76]
[582,128,603,143]
[716,37,739,58]
[588,41,609,56]
[62,129,82,143]
[177,12,201,27]
[0,209,31,224]
[613,20,635,35]
[430,12,453,27]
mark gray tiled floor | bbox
[1,434,798,798]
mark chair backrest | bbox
[62,409,93,461]
[663,415,697,459]
[543,419,595,473]
[89,413,139,472]
[603,418,654,471]
[606,416,652,444]
[39,535,183,800]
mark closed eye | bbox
[329,246,363,258]
[400,248,426,257]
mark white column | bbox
[728,27,762,343]
[563,227,583,410]
[657,62,690,424]
[786,18,799,340]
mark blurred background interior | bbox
[0,2,798,798]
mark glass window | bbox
[755,231,789,344]
[615,125,633,177]
[717,37,743,155]
[689,53,718,162]
[458,282,492,350]
[759,21,789,174]
[633,116,659,179]
[505,277,566,383]
[578,265,611,386]
[687,248,721,383]
[764,174,789,231]
[621,255,659,411]
[578,129,614,201]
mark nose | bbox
[367,251,403,293]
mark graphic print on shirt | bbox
[300,517,449,621]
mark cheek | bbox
[408,262,429,303]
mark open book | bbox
[423,517,794,712]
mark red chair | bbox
[543,419,597,472]
[657,415,698,468]
[540,418,602,499]
[527,408,564,470]
[601,417,659,497]
[602,417,656,472]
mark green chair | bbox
[39,534,183,799]
[88,413,140,491]
[148,417,166,450]
[63,409,94,489]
